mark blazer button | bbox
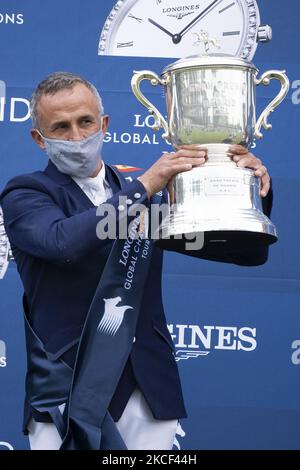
[118,204,125,211]
[134,192,141,199]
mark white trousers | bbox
[28,389,178,450]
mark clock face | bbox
[99,0,261,60]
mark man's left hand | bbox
[229,145,270,197]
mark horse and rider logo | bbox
[193,29,221,53]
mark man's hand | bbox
[229,145,270,197]
[138,146,207,198]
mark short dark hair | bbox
[30,71,104,129]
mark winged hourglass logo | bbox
[97,297,133,336]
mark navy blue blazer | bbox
[0,160,187,423]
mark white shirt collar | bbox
[72,162,109,191]
[72,162,113,206]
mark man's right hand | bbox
[138,146,207,198]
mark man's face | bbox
[31,83,109,149]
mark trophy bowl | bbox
[131,54,289,252]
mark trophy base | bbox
[156,229,276,266]
[155,206,277,257]
[156,229,277,253]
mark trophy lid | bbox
[162,53,258,74]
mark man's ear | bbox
[30,129,46,150]
[101,115,109,135]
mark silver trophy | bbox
[131,55,289,251]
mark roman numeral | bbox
[117,41,134,48]
[128,13,143,23]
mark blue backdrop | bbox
[0,0,299,450]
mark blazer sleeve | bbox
[0,179,148,265]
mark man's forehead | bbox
[38,83,98,113]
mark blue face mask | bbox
[38,128,104,178]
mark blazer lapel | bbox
[44,160,124,210]
[44,160,94,210]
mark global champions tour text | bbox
[119,218,151,291]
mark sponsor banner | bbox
[168,323,256,362]
[0,13,24,25]
[0,0,299,451]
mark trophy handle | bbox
[254,70,290,139]
[131,70,170,141]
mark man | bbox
[0,72,270,450]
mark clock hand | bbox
[148,18,174,39]
[172,0,220,44]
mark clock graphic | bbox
[98,0,272,60]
